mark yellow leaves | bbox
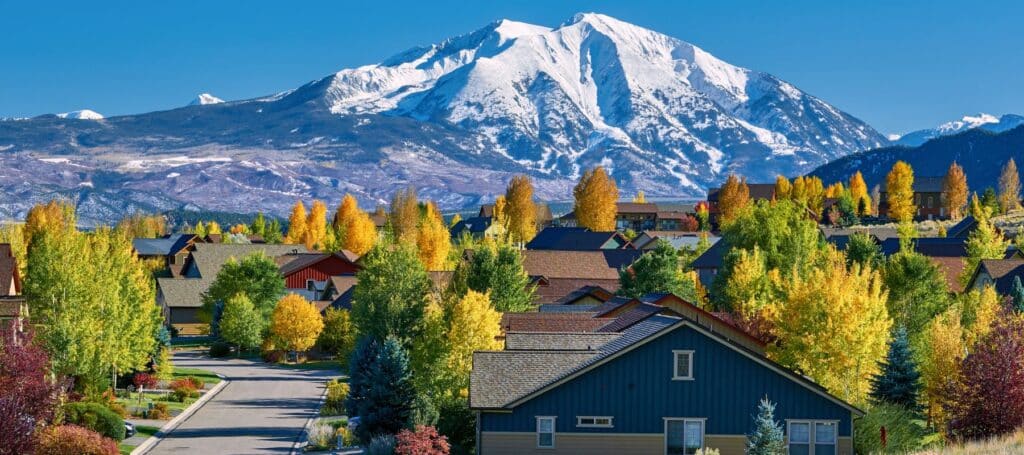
[417,202,451,270]
[505,175,537,243]
[919,307,964,433]
[25,199,76,245]
[304,200,328,250]
[344,210,377,256]
[718,174,749,225]
[270,293,325,352]
[446,290,502,389]
[632,190,647,203]
[573,166,619,231]
[886,161,915,223]
[286,200,307,244]
[334,194,359,231]
[943,162,969,220]
[998,158,1021,213]
[774,175,791,200]
[849,171,872,216]
[390,186,420,244]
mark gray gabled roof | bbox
[156,277,209,308]
[504,332,621,351]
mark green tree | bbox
[465,244,534,312]
[980,187,1000,215]
[845,231,882,268]
[960,198,1010,287]
[201,252,285,325]
[868,326,920,409]
[351,243,431,347]
[1012,276,1024,313]
[219,293,264,353]
[319,308,357,361]
[618,240,697,302]
[250,212,267,238]
[882,251,951,339]
[853,404,927,454]
[746,398,785,455]
[352,338,417,443]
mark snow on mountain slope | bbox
[57,109,104,120]
[892,113,1024,146]
[189,93,225,106]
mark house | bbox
[132,234,197,277]
[0,296,28,334]
[522,250,646,304]
[156,243,311,334]
[277,251,361,301]
[472,307,860,454]
[706,183,776,224]
[526,227,634,251]
[967,258,1024,294]
[877,237,1000,293]
[478,203,555,229]
[556,202,695,232]
[690,240,729,292]
[450,217,506,240]
[878,176,947,220]
[633,231,720,251]
[0,244,22,296]
[945,216,978,239]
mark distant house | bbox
[479,203,554,229]
[526,227,634,251]
[277,251,361,301]
[133,234,197,277]
[633,231,719,251]
[450,216,506,240]
[878,176,947,220]
[945,216,978,239]
[967,258,1024,294]
[690,240,729,292]
[557,202,695,232]
[472,298,860,455]
[706,183,776,223]
[522,250,646,304]
[0,244,22,297]
[0,296,28,334]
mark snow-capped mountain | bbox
[189,93,224,106]
[892,113,1024,147]
[56,109,104,120]
[0,13,886,224]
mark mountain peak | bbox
[57,109,104,120]
[189,93,225,106]
[893,112,1024,146]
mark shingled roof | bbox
[277,251,359,277]
[974,259,1024,295]
[526,227,632,251]
[504,332,621,351]
[501,312,613,333]
[522,250,644,280]
[132,234,195,257]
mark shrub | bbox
[321,379,349,416]
[209,341,232,357]
[183,375,205,390]
[854,403,927,453]
[105,401,128,419]
[365,434,397,455]
[435,396,475,455]
[395,425,450,455]
[337,426,357,448]
[38,425,119,455]
[133,372,158,390]
[695,449,721,455]
[307,422,335,451]
[149,402,171,420]
[62,402,126,441]
[169,379,199,402]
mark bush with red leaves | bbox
[133,372,158,389]
[0,328,67,455]
[37,425,119,455]
[395,425,450,455]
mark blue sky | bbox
[1,0,1021,134]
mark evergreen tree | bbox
[346,337,380,420]
[845,231,882,268]
[465,244,534,312]
[746,397,785,455]
[868,326,920,409]
[980,187,1000,215]
[355,338,417,443]
[1012,276,1024,313]
[618,240,697,302]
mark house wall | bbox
[696,267,716,291]
[479,325,854,450]
[283,256,359,288]
[478,432,851,455]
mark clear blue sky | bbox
[2,0,1021,134]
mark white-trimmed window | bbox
[672,350,694,380]
[576,416,613,428]
[787,420,838,455]
[536,416,555,449]
[665,418,704,455]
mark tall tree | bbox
[774,175,791,201]
[943,161,969,220]
[960,198,1010,287]
[849,171,871,216]
[270,293,325,357]
[980,187,1001,215]
[717,174,750,225]
[720,246,777,342]
[444,290,502,395]
[390,187,420,244]
[919,308,964,432]
[344,210,378,256]
[998,158,1021,213]
[869,326,920,409]
[960,285,1001,349]
[882,251,951,338]
[334,194,360,233]
[201,252,285,324]
[219,293,264,353]
[746,398,785,455]
[505,175,537,243]
[572,166,619,231]
[465,244,534,312]
[886,161,916,223]
[286,200,308,244]
[417,202,451,270]
[618,240,697,302]
[353,338,417,443]
[351,243,431,347]
[251,211,267,238]
[304,200,328,251]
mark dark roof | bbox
[946,216,978,238]
[0,296,26,318]
[881,176,945,193]
[479,204,494,218]
[533,278,622,305]
[596,303,671,332]
[504,332,621,350]
[825,233,881,251]
[330,285,356,311]
[552,285,615,305]
[277,251,359,277]
[615,202,660,214]
[690,238,728,268]
[522,250,644,280]
[132,234,195,256]
[975,259,1024,295]
[450,216,493,235]
[537,304,600,313]
[500,312,613,333]
[526,227,632,251]
[878,237,969,257]
[707,183,776,202]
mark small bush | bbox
[337,426,357,448]
[854,403,927,454]
[38,425,119,455]
[63,402,126,441]
[133,372,159,390]
[209,341,232,357]
[183,375,205,390]
[395,425,450,455]
[149,402,171,420]
[307,422,335,451]
[321,379,349,415]
[365,434,397,455]
[105,401,128,419]
[169,379,199,402]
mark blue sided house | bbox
[470,313,862,454]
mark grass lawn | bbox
[172,366,221,385]
[118,424,159,454]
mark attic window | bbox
[576,416,613,428]
[673,350,694,380]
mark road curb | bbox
[291,378,331,454]
[131,373,229,455]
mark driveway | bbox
[142,350,336,455]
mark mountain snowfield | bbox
[892,113,1024,146]
[0,13,887,224]
[56,109,104,120]
[188,93,225,106]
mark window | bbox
[306,279,316,292]
[536,416,555,449]
[673,350,694,380]
[788,420,837,455]
[576,416,613,428]
[665,418,704,455]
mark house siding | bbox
[480,325,853,442]
[283,256,359,288]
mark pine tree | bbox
[572,166,619,231]
[746,397,785,455]
[286,200,308,244]
[886,161,916,223]
[869,326,920,409]
[998,158,1021,213]
[1012,276,1024,313]
[355,338,417,443]
[505,175,537,243]
[943,162,969,220]
[717,174,750,224]
[346,337,380,421]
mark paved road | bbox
[143,350,335,455]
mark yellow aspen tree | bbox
[286,200,308,244]
[722,246,777,342]
[804,176,825,215]
[960,285,1000,348]
[390,186,420,243]
[886,161,916,223]
[717,174,750,225]
[270,293,325,356]
[24,200,75,247]
[449,213,462,229]
[505,175,537,243]
[998,157,1021,213]
[445,290,502,394]
[919,308,964,433]
[849,171,871,216]
[774,175,792,200]
[632,191,647,203]
[333,193,359,232]
[791,176,807,203]
[304,200,328,250]
[943,162,969,220]
[769,252,892,406]
[824,182,844,198]
[417,202,451,270]
[492,195,508,228]
[572,166,619,231]
[344,210,377,256]
[206,221,223,235]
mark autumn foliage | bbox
[270,294,325,354]
[395,425,451,455]
[717,174,750,224]
[573,166,619,231]
[886,161,916,222]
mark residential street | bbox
[142,350,334,455]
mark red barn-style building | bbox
[278,251,361,300]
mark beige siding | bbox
[480,432,661,454]
[839,437,853,455]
